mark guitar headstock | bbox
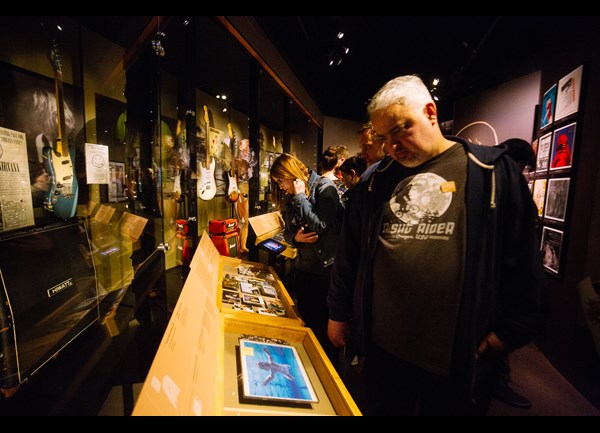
[49,39,63,74]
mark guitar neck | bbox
[54,69,68,156]
[205,122,210,168]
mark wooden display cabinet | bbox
[133,232,360,416]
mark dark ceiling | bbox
[73,16,592,124]
[255,16,554,122]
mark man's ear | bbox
[424,102,437,122]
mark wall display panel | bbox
[555,65,583,122]
[540,83,557,130]
[550,122,576,172]
[544,177,570,223]
[0,62,85,222]
[541,226,564,275]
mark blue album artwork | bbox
[540,83,557,130]
[239,339,318,404]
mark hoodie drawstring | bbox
[467,153,496,209]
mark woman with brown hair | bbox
[270,153,342,363]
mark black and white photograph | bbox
[541,226,564,275]
[240,282,261,296]
[544,178,570,222]
[536,132,552,174]
[222,289,240,304]
[242,294,264,308]
[555,65,583,121]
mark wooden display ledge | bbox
[133,232,360,416]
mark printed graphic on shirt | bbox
[381,173,456,241]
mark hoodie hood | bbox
[367,136,505,209]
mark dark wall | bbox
[534,17,600,384]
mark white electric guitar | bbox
[198,105,216,200]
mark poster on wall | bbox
[85,143,109,184]
[536,132,552,173]
[540,83,557,130]
[550,122,576,171]
[0,63,86,214]
[532,179,547,218]
[0,127,35,232]
[555,65,583,122]
[544,177,570,222]
[108,161,126,203]
[541,226,564,275]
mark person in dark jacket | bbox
[327,75,547,415]
[271,153,342,364]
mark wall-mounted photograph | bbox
[544,177,570,222]
[541,226,564,275]
[540,83,557,130]
[555,65,583,122]
[550,122,576,172]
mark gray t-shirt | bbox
[371,143,467,376]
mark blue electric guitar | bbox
[42,38,78,219]
[198,105,216,200]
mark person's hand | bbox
[475,332,508,360]
[328,320,351,348]
[294,227,318,243]
[293,178,305,195]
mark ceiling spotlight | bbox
[222,108,228,113]
[344,47,350,54]
[216,95,221,99]
[433,95,440,101]
[433,78,440,86]
[337,32,344,39]
[329,60,334,66]
[56,25,63,32]
[221,95,227,100]
[183,20,189,26]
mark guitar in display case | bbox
[42,36,79,219]
[226,123,239,203]
[198,105,216,201]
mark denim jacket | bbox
[282,171,342,269]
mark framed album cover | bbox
[541,226,564,275]
[550,122,576,172]
[239,339,318,404]
[555,65,583,122]
[536,132,552,174]
[532,179,547,218]
[540,83,557,130]
[544,177,570,222]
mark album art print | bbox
[239,339,318,404]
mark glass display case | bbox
[0,15,322,396]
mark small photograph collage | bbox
[221,265,286,317]
[531,64,583,277]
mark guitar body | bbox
[198,158,217,201]
[42,142,79,219]
[227,173,239,203]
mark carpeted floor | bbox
[487,343,600,416]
